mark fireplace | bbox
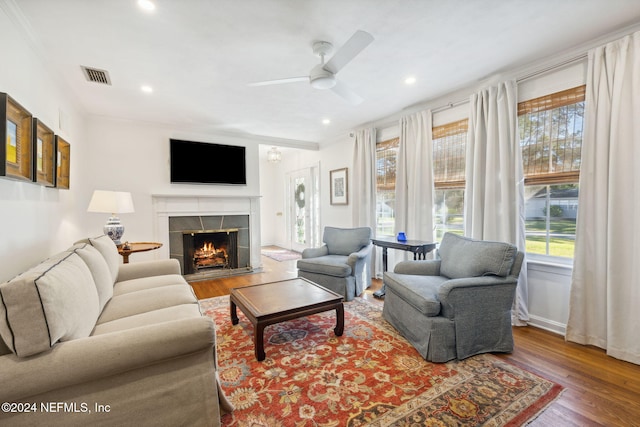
[165,213,252,278]
[182,229,238,275]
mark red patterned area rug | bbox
[200,296,563,426]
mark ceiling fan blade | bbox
[324,30,374,75]
[330,80,363,105]
[248,76,308,87]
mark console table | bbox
[371,236,437,297]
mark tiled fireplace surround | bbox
[152,195,262,279]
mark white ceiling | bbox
[9,0,640,145]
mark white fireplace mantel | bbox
[152,194,262,270]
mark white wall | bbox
[82,116,262,262]
[258,134,354,249]
[0,6,86,282]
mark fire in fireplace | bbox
[182,229,239,275]
[193,241,228,270]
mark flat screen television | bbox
[170,139,247,185]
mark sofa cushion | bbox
[384,272,447,316]
[113,274,187,296]
[76,235,121,283]
[71,243,113,310]
[0,252,100,357]
[323,226,371,256]
[92,304,202,335]
[438,233,517,279]
[97,284,198,324]
[297,255,352,277]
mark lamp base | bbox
[104,216,125,245]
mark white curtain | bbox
[566,31,640,365]
[352,128,377,228]
[465,80,529,326]
[395,110,435,244]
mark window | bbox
[375,138,399,236]
[433,119,468,240]
[518,85,585,259]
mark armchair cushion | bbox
[384,272,446,316]
[296,255,352,277]
[323,226,372,256]
[438,233,517,279]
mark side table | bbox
[371,237,436,298]
[117,242,162,264]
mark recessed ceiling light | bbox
[141,85,153,93]
[322,119,331,125]
[137,0,156,12]
[405,76,417,85]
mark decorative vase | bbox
[104,215,125,245]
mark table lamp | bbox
[87,190,135,245]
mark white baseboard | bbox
[526,314,566,336]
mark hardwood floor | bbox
[190,253,640,427]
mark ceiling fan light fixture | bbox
[311,76,336,89]
[310,64,336,89]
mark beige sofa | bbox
[0,235,232,426]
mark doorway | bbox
[287,165,320,252]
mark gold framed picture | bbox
[330,167,348,205]
[1,93,33,182]
[33,119,56,187]
[55,136,70,189]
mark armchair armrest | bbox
[0,316,215,402]
[437,276,518,318]
[117,258,181,282]
[393,259,441,276]
[347,243,373,264]
[301,245,329,259]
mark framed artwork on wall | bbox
[330,167,348,205]
[1,93,33,182]
[33,119,56,187]
[55,135,70,189]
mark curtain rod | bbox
[370,52,589,131]
[516,53,588,83]
[431,98,469,114]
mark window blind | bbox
[518,85,585,184]
[433,119,468,189]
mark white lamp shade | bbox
[87,190,135,214]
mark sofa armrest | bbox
[116,258,181,282]
[301,245,329,259]
[0,316,215,402]
[393,259,441,276]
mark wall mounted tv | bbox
[170,139,247,185]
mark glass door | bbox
[287,166,320,252]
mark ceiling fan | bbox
[248,30,374,105]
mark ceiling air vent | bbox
[81,66,112,85]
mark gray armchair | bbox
[382,232,524,362]
[297,226,373,301]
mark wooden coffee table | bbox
[230,278,344,361]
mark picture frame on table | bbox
[1,93,33,182]
[32,118,56,187]
[330,167,348,205]
[55,135,70,189]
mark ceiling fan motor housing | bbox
[310,64,336,89]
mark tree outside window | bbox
[518,86,584,259]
